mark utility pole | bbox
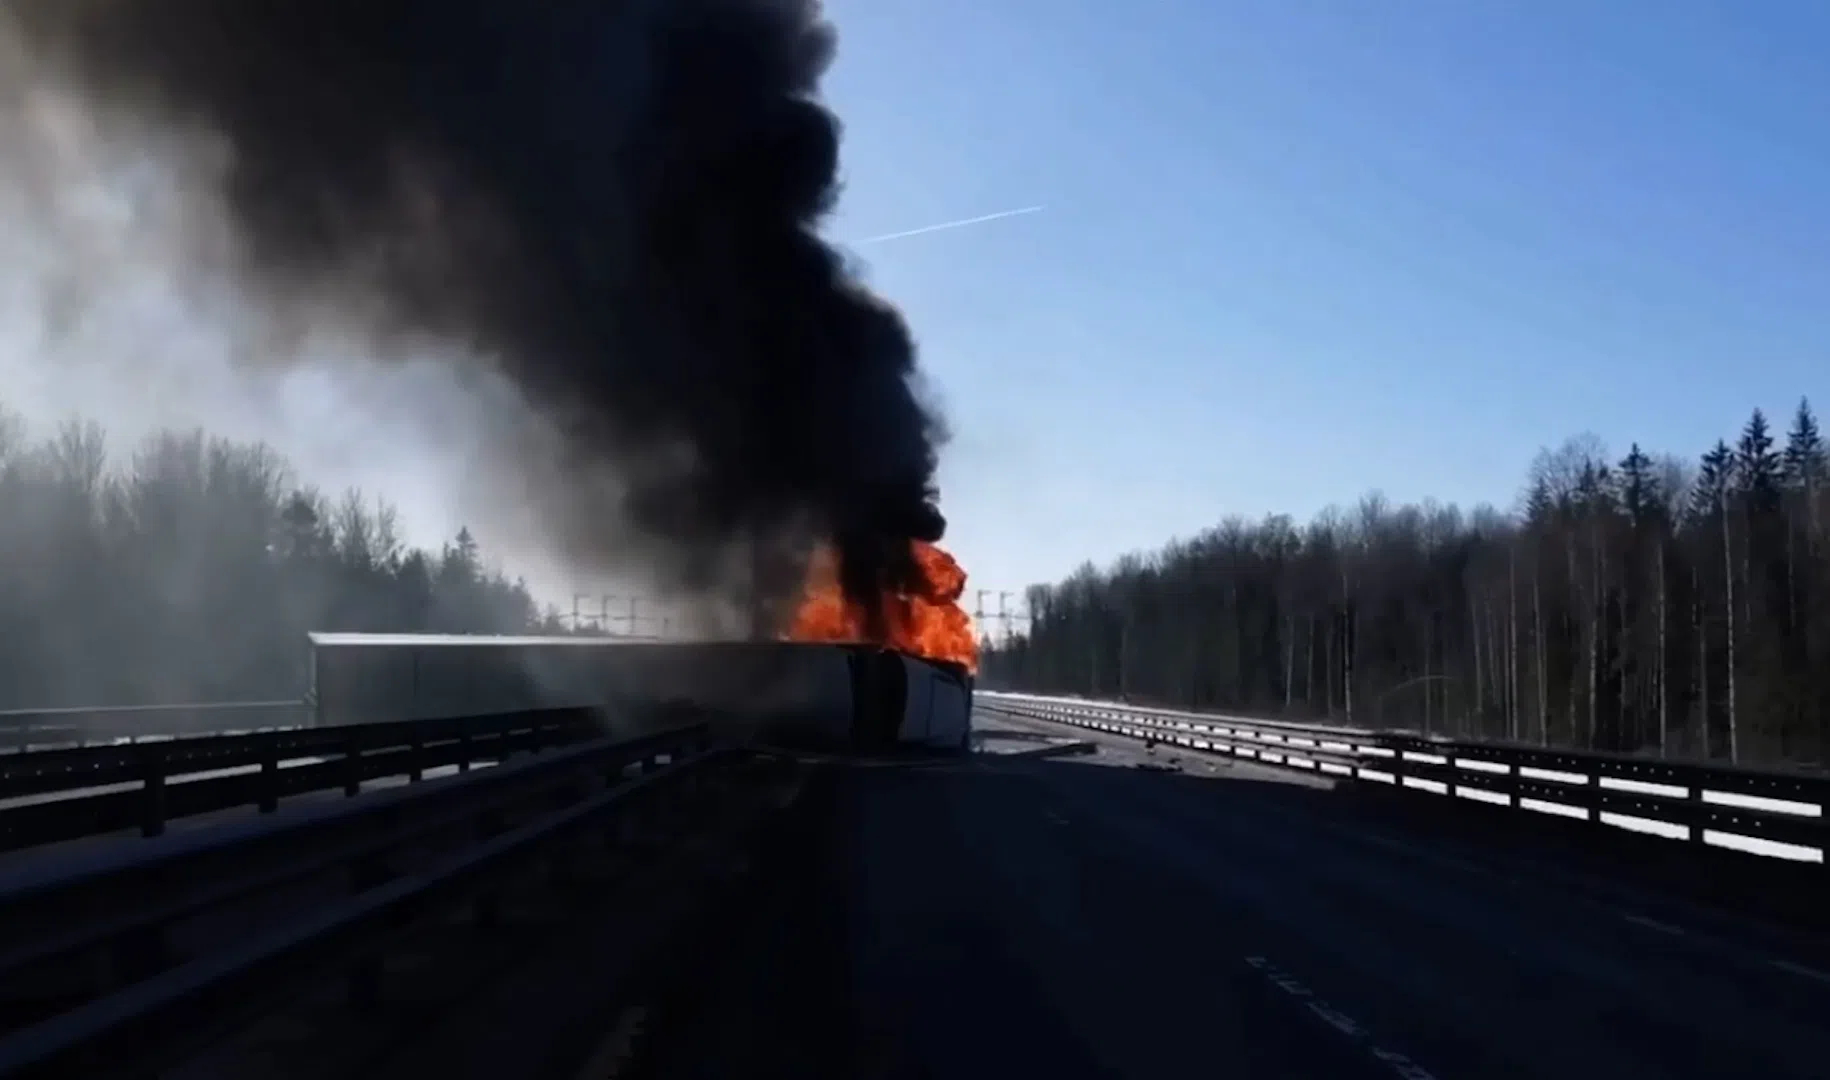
[1002,593,1032,684]
[1118,616,1130,701]
[998,591,1029,642]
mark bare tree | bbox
[0,407,545,708]
[985,406,1830,768]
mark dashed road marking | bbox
[574,1004,648,1080]
[1346,829,1830,991]
[1245,956,1441,1080]
[1769,958,1830,986]
[1619,912,1684,936]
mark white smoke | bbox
[0,52,661,615]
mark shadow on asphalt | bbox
[624,743,1827,1080]
[1022,745,1830,936]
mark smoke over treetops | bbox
[0,0,950,631]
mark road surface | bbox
[648,713,1830,1079]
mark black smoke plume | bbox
[2,0,948,634]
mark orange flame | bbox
[784,540,979,674]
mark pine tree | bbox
[1782,398,1826,491]
[1618,444,1654,524]
[1738,409,1783,515]
[1689,443,1733,525]
[982,397,1830,767]
[1781,399,1829,759]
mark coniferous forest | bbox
[982,401,1830,768]
[0,410,563,709]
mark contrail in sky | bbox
[856,205,1045,245]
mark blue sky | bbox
[817,0,1830,606]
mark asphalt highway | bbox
[646,712,1830,1079]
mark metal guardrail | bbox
[978,691,1830,867]
[0,701,310,751]
[0,713,722,1078]
[0,708,614,854]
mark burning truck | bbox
[778,538,978,754]
[308,540,977,756]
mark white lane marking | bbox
[1355,836,1830,990]
[1620,912,1684,936]
[1344,822,1830,980]
[573,1004,648,1080]
[1045,811,1070,826]
[1244,956,1442,1080]
[1769,959,1830,986]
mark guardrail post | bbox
[1583,769,1604,834]
[457,716,474,773]
[139,745,167,837]
[343,728,364,797]
[408,720,425,784]
[258,731,279,813]
[1686,776,1708,846]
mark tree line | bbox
[982,400,1830,768]
[0,409,570,709]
